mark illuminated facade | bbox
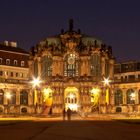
[0,41,30,114]
[114,61,140,113]
[29,20,115,114]
[1,20,139,116]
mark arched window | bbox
[90,53,101,80]
[41,55,52,79]
[0,89,4,104]
[9,91,16,105]
[21,61,25,67]
[126,89,135,104]
[20,90,28,105]
[64,53,79,77]
[114,89,123,105]
[14,60,17,66]
[6,59,10,65]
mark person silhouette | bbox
[63,108,66,121]
[67,108,72,121]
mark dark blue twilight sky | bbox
[0,0,140,62]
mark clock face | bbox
[68,56,75,64]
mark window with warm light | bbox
[127,89,135,104]
[20,90,28,105]
[6,59,10,65]
[21,61,25,67]
[64,53,79,77]
[14,60,17,66]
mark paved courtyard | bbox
[0,115,140,140]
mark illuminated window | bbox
[20,90,28,105]
[6,59,10,65]
[90,53,101,79]
[114,89,123,105]
[34,59,38,78]
[126,89,135,104]
[14,60,17,66]
[19,73,23,77]
[41,55,52,79]
[9,91,16,105]
[21,61,25,67]
[64,53,79,77]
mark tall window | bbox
[126,89,135,104]
[21,61,25,67]
[90,53,101,79]
[105,59,109,77]
[34,59,38,78]
[20,90,28,105]
[42,55,52,79]
[0,89,4,104]
[9,91,16,105]
[64,53,79,77]
[14,60,17,66]
[6,59,10,65]
[114,89,123,105]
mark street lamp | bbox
[30,77,42,113]
[5,92,11,114]
[102,77,111,113]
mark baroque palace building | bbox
[28,19,115,114]
[0,20,140,115]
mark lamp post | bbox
[102,77,111,113]
[6,92,11,114]
[31,77,42,114]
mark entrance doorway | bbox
[64,87,79,111]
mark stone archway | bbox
[64,87,79,111]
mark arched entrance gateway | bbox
[64,87,79,111]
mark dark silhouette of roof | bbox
[0,44,29,55]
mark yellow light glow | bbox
[31,77,42,87]
[91,87,100,106]
[43,87,53,106]
[66,104,78,111]
[69,94,75,99]
[103,77,111,86]
[91,88,100,95]
[6,92,11,99]
[130,93,135,100]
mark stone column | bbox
[4,89,8,105]
[109,58,115,80]
[28,60,34,79]
[109,86,115,105]
[122,88,127,105]
[101,56,105,77]
[16,88,20,105]
[135,88,139,104]
[28,89,33,105]
[37,57,41,77]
